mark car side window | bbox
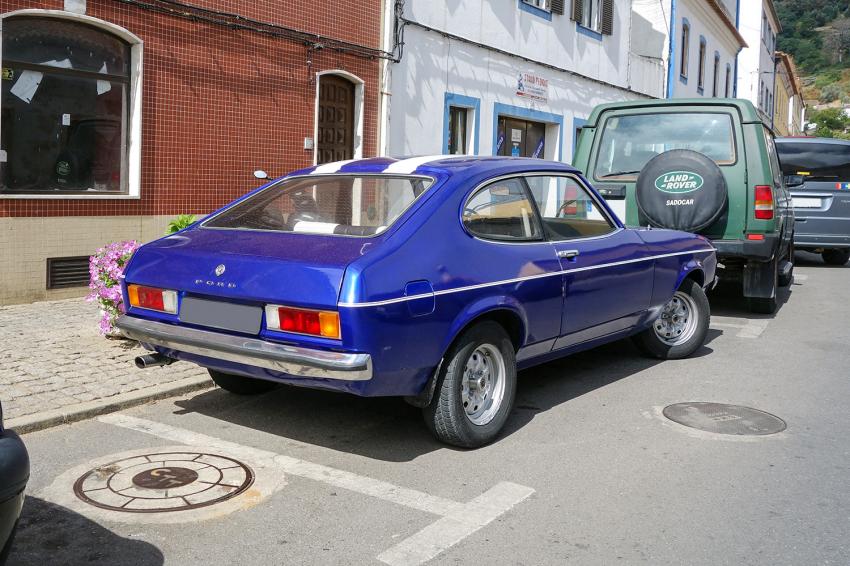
[463,178,543,241]
[525,175,615,240]
[762,127,783,189]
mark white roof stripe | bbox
[382,155,449,174]
[311,159,356,174]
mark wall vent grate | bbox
[46,256,90,289]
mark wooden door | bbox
[317,76,355,164]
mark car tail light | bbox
[754,185,774,220]
[127,284,178,314]
[265,305,341,339]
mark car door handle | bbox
[557,249,580,260]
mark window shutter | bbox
[601,0,614,35]
[571,0,582,22]
[551,0,565,15]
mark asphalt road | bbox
[8,252,849,566]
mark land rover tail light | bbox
[127,284,178,314]
[265,305,341,339]
[754,185,774,220]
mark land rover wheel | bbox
[747,258,778,314]
[822,248,850,266]
[423,321,517,448]
[778,242,794,287]
[633,279,710,359]
[208,369,278,395]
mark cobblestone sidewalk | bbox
[0,298,209,427]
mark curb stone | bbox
[7,375,215,435]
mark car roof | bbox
[776,136,850,146]
[288,156,581,179]
[584,98,761,127]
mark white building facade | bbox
[381,0,659,164]
[735,0,781,127]
[631,0,745,100]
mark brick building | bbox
[0,0,383,304]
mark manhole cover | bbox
[663,402,786,435]
[73,452,254,513]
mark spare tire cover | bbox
[635,149,727,233]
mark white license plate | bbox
[792,197,821,208]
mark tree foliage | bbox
[807,107,850,138]
[776,0,850,72]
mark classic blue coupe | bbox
[118,156,716,447]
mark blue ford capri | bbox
[118,156,716,447]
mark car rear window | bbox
[776,141,850,180]
[593,112,736,181]
[204,175,433,236]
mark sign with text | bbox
[516,72,548,102]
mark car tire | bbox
[633,278,710,360]
[423,321,517,448]
[208,369,278,395]
[778,242,794,287]
[747,258,778,314]
[822,248,850,266]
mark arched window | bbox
[1,15,137,196]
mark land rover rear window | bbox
[204,175,433,237]
[776,141,850,180]
[593,112,736,181]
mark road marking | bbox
[99,414,534,564]
[711,316,769,338]
[376,482,535,566]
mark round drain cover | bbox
[73,451,254,513]
[663,402,786,435]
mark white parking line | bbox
[99,414,534,565]
[711,316,770,338]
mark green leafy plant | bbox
[166,214,197,235]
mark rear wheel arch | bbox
[405,305,525,408]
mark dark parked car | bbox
[0,401,28,565]
[776,137,850,265]
[118,156,716,448]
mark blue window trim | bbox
[733,0,740,98]
[572,117,587,163]
[696,35,706,95]
[492,102,564,162]
[679,17,690,86]
[517,0,552,21]
[443,92,481,155]
[666,0,677,98]
[576,24,603,41]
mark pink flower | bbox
[87,240,140,335]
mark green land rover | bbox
[573,98,794,314]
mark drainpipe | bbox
[666,0,677,99]
[377,0,395,156]
[733,0,740,97]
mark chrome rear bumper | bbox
[116,315,372,381]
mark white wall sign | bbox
[517,72,548,102]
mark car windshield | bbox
[204,175,433,236]
[776,141,850,180]
[593,112,736,181]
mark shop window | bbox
[679,22,690,80]
[497,116,546,159]
[697,37,706,92]
[1,16,133,195]
[448,106,468,155]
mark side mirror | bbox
[784,174,804,187]
[253,170,269,180]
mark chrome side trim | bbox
[338,248,715,308]
[116,316,372,381]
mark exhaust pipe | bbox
[135,353,176,369]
